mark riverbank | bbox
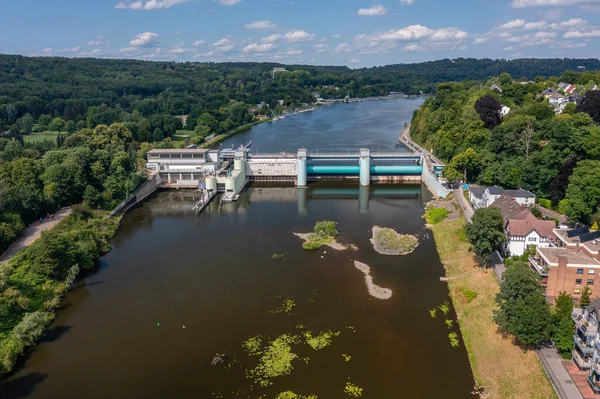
[0,208,120,376]
[430,216,557,399]
[200,118,273,148]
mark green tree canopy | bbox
[466,206,507,266]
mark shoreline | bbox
[428,204,557,398]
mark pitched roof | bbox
[469,186,486,199]
[491,194,531,220]
[505,189,535,199]
[487,186,504,195]
[508,213,555,238]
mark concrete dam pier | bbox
[145,145,449,211]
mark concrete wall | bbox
[108,174,159,217]
[246,159,297,177]
[421,166,451,198]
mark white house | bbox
[482,186,504,208]
[505,214,556,256]
[499,105,511,117]
[504,189,536,206]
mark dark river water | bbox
[0,98,476,399]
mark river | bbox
[0,98,476,399]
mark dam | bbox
[145,145,449,204]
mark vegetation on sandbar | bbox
[371,226,418,255]
[297,221,343,251]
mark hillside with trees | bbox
[410,69,600,224]
[2,55,600,139]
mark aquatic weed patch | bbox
[276,391,318,399]
[270,296,296,315]
[344,382,363,397]
[303,330,341,351]
[246,334,302,387]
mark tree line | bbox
[411,70,600,224]
[2,55,600,141]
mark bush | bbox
[459,287,478,303]
[425,207,450,224]
[13,311,52,346]
[302,233,332,250]
[538,198,552,209]
[313,221,338,237]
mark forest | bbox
[2,55,600,139]
[410,69,600,224]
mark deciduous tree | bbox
[466,207,506,266]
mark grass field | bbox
[23,131,60,143]
[431,217,557,399]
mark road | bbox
[454,188,474,222]
[0,207,72,263]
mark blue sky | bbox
[1,0,600,67]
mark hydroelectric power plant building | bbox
[145,146,450,202]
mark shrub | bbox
[13,311,52,346]
[313,221,338,237]
[538,198,552,209]
[302,233,332,250]
[425,207,450,224]
[459,287,478,303]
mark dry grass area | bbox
[431,218,557,399]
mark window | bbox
[577,269,584,274]
[590,270,596,275]
[589,279,595,286]
[576,279,582,285]
[575,289,581,294]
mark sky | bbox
[1,0,600,67]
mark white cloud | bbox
[130,32,160,47]
[512,0,600,7]
[357,4,388,16]
[332,34,341,39]
[242,43,276,53]
[244,20,277,30]
[213,38,233,46]
[524,21,547,29]
[193,40,205,47]
[541,8,564,19]
[262,34,281,43]
[314,43,328,53]
[404,44,425,51]
[286,48,303,55]
[499,19,526,29]
[42,46,81,55]
[349,58,361,64]
[284,30,316,42]
[399,0,415,4]
[564,29,600,38]
[115,0,190,10]
[503,45,517,51]
[474,37,489,44]
[217,0,242,5]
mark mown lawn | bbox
[23,131,60,143]
[431,218,557,399]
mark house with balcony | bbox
[534,246,600,303]
[572,299,600,394]
[572,302,598,371]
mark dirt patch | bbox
[353,261,393,300]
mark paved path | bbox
[538,347,584,399]
[538,205,568,224]
[454,188,474,222]
[0,207,72,263]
